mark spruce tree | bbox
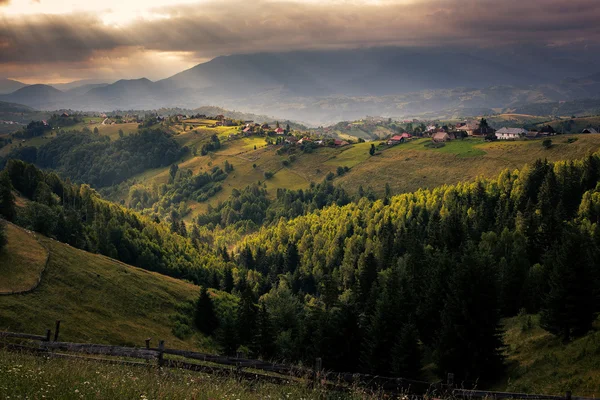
[237,284,258,345]
[255,303,276,359]
[0,171,16,221]
[284,242,299,273]
[391,322,421,379]
[540,227,598,341]
[434,246,504,382]
[194,287,219,335]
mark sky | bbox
[1,0,599,83]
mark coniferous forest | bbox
[2,149,600,383]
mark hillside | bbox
[111,129,600,222]
[0,222,48,294]
[0,78,27,95]
[501,314,600,396]
[0,223,200,349]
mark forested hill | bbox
[2,154,600,388]
[3,129,187,188]
[234,154,600,382]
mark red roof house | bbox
[275,127,285,134]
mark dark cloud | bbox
[1,0,600,80]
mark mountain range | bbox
[3,47,600,124]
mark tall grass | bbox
[0,349,387,399]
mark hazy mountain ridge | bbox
[3,47,600,124]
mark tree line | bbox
[191,155,600,383]
[2,129,186,188]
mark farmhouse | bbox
[526,131,541,139]
[275,127,285,135]
[496,127,527,140]
[334,139,349,147]
[473,126,496,137]
[387,133,412,145]
[432,132,452,142]
[582,128,599,134]
[458,121,480,136]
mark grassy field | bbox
[0,222,47,293]
[0,349,371,400]
[0,224,200,349]
[113,131,600,221]
[538,116,600,134]
[499,314,600,397]
[336,134,600,196]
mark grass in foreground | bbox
[0,349,374,400]
[0,222,47,293]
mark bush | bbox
[326,172,335,181]
[264,171,274,180]
[542,139,553,149]
[424,141,445,149]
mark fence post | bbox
[566,391,572,400]
[447,373,454,387]
[145,338,151,350]
[157,340,164,368]
[53,320,61,342]
[44,329,51,342]
[313,357,322,384]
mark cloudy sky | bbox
[1,0,599,83]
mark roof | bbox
[497,127,527,135]
[582,128,598,134]
[432,132,449,140]
[459,121,479,131]
[390,135,403,141]
[242,127,251,133]
[275,127,284,133]
[400,133,412,139]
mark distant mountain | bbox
[0,100,36,113]
[50,79,112,91]
[162,48,550,97]
[0,79,28,95]
[0,84,66,109]
[2,47,600,124]
[65,83,110,96]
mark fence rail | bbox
[0,324,595,399]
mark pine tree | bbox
[0,171,16,221]
[237,284,258,345]
[255,303,276,359]
[194,287,219,335]
[284,242,299,273]
[179,220,187,237]
[221,267,234,293]
[391,322,421,379]
[540,227,598,341]
[357,252,378,303]
[190,224,201,246]
[434,245,504,382]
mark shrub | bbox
[542,139,552,149]
[264,171,274,180]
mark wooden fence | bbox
[0,324,595,399]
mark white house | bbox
[496,127,527,140]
